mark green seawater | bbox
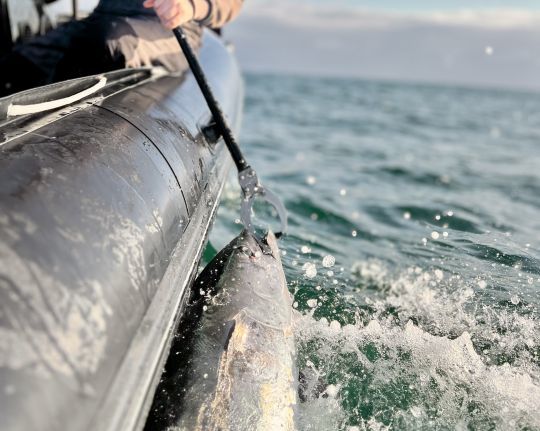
[205,73,540,430]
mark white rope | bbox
[7,77,107,117]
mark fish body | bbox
[171,231,297,430]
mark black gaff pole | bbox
[173,26,288,239]
[173,27,249,173]
[72,0,78,20]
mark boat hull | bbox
[0,30,242,431]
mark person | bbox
[0,0,243,97]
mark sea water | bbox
[205,73,540,430]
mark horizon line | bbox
[240,68,540,95]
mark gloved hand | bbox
[143,0,208,29]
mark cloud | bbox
[239,2,540,30]
[422,9,540,29]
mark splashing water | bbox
[295,262,540,430]
[205,73,540,429]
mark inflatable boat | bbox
[0,29,242,431]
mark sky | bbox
[297,0,540,12]
[223,0,540,90]
[49,0,540,90]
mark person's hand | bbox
[143,0,195,29]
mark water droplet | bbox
[301,245,311,254]
[351,230,357,237]
[403,211,411,220]
[325,384,340,398]
[510,295,520,305]
[306,176,317,185]
[431,231,440,240]
[485,46,494,56]
[307,299,317,308]
[303,262,317,278]
[477,280,487,289]
[322,255,335,268]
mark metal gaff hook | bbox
[239,167,288,241]
[173,27,288,241]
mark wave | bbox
[295,262,540,430]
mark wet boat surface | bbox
[0,30,243,431]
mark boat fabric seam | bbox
[96,104,192,216]
[100,163,169,251]
[86,147,231,431]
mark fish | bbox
[148,230,298,431]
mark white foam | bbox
[295,261,540,430]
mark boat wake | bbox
[295,261,540,430]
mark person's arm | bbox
[143,0,243,30]
[199,0,243,29]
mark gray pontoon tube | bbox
[0,30,242,431]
